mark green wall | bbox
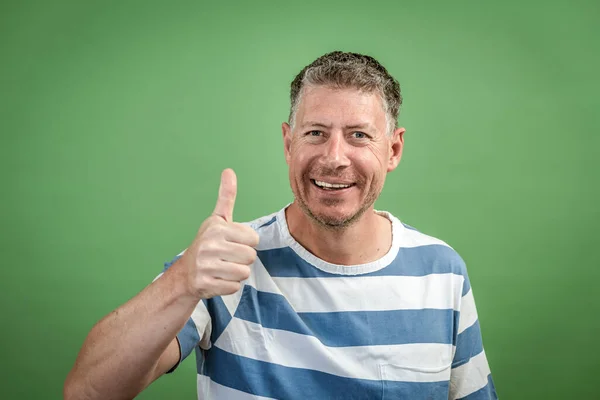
[1,0,598,398]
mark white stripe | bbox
[215,318,453,383]
[247,211,279,232]
[244,256,285,296]
[395,220,452,249]
[268,273,464,312]
[190,300,212,350]
[449,350,491,399]
[220,287,245,317]
[254,214,289,251]
[458,288,479,334]
[197,374,275,400]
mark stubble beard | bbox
[293,177,381,231]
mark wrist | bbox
[161,261,203,305]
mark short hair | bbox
[289,51,402,135]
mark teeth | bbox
[314,180,350,189]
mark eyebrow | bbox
[302,121,373,130]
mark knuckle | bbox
[197,239,220,256]
[239,265,251,280]
[246,227,260,245]
[222,281,241,295]
[249,231,260,247]
[238,247,253,265]
[246,247,257,264]
[205,220,225,236]
[198,216,219,234]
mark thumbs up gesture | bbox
[173,169,260,299]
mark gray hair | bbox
[288,51,402,135]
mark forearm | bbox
[64,265,198,400]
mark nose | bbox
[321,131,351,169]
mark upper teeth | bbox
[314,180,350,188]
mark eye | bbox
[352,131,368,139]
[308,130,322,137]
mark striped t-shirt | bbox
[161,207,497,399]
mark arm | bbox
[64,169,259,400]
[63,265,197,400]
[448,283,498,399]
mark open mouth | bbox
[311,179,356,191]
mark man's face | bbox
[282,85,404,228]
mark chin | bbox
[305,203,366,229]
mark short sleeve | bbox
[449,267,498,399]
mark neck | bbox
[285,202,392,265]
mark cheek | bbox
[356,149,386,172]
[291,151,311,174]
[370,143,390,164]
[367,146,391,173]
[350,152,388,190]
[289,158,308,190]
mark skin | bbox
[283,85,405,265]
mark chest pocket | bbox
[380,362,452,400]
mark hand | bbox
[173,169,260,299]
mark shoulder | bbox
[245,211,280,231]
[384,211,468,278]
[242,208,289,251]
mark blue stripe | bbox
[258,244,467,279]
[235,285,458,346]
[205,296,233,345]
[452,320,484,368]
[457,374,498,399]
[258,216,277,229]
[462,275,471,297]
[177,317,200,361]
[203,346,449,400]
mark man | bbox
[64,51,497,399]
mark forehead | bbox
[295,85,386,129]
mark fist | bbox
[174,169,259,299]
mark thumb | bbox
[213,168,237,222]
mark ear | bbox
[387,127,405,172]
[282,122,292,165]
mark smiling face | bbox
[283,85,405,229]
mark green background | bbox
[1,0,598,398]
